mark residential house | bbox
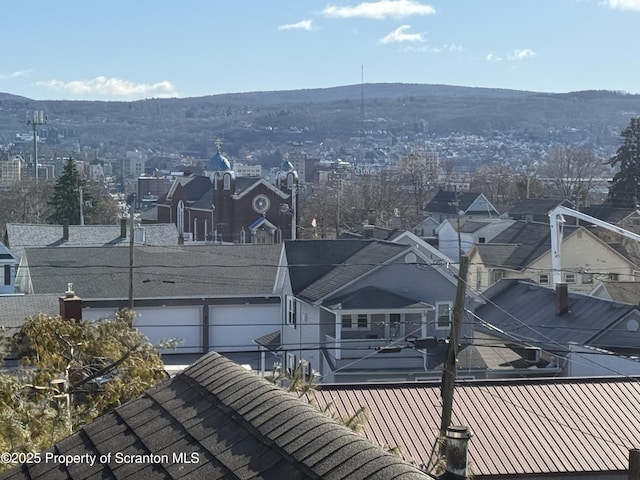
[13,244,282,366]
[412,215,440,239]
[0,241,18,295]
[468,220,640,292]
[435,218,514,262]
[0,352,432,480]
[274,238,478,383]
[423,189,500,223]
[590,280,640,304]
[506,198,574,223]
[311,375,640,479]
[475,278,640,359]
[154,148,298,244]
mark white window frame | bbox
[341,313,370,331]
[538,274,549,285]
[223,173,231,190]
[286,296,297,328]
[436,302,452,330]
[564,273,576,284]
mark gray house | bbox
[274,238,478,383]
[0,241,18,295]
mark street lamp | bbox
[26,110,47,183]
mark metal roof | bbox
[311,376,640,477]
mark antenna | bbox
[360,65,365,136]
[26,110,47,183]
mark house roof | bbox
[284,240,374,295]
[474,279,639,353]
[287,240,409,303]
[506,198,574,218]
[5,223,179,250]
[0,352,431,480]
[581,203,637,224]
[424,190,494,215]
[310,375,640,478]
[324,286,431,310]
[20,244,281,299]
[593,281,640,305]
[481,220,579,270]
[338,226,404,241]
[0,294,60,332]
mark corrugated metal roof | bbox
[311,376,640,477]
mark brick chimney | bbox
[442,425,473,479]
[59,283,82,321]
[62,219,69,241]
[556,282,569,316]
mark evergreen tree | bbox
[607,118,640,207]
[47,158,94,225]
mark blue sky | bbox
[2,0,640,101]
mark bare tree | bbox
[539,146,606,206]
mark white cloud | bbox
[508,49,537,60]
[486,53,502,62]
[34,76,178,99]
[605,0,640,11]
[379,25,425,43]
[278,19,315,31]
[322,0,435,19]
[0,69,33,80]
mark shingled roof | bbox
[19,244,281,299]
[0,352,431,480]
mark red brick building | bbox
[155,149,298,244]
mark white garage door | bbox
[209,304,280,352]
[134,306,202,354]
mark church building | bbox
[155,144,298,244]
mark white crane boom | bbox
[548,205,640,285]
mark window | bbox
[492,270,504,283]
[436,302,452,329]
[3,265,10,286]
[476,267,482,289]
[478,237,486,244]
[609,273,620,281]
[177,200,184,235]
[286,296,297,327]
[564,273,576,284]
[341,313,370,330]
[538,274,549,285]
[582,272,594,284]
[223,174,231,190]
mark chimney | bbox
[120,217,127,238]
[363,225,374,239]
[59,283,82,321]
[556,282,569,316]
[62,219,69,241]
[443,425,473,479]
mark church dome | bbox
[209,149,231,172]
[280,159,294,172]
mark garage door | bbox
[134,306,202,354]
[209,304,280,353]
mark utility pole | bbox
[439,254,469,456]
[79,187,84,226]
[127,194,136,310]
[26,110,47,183]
